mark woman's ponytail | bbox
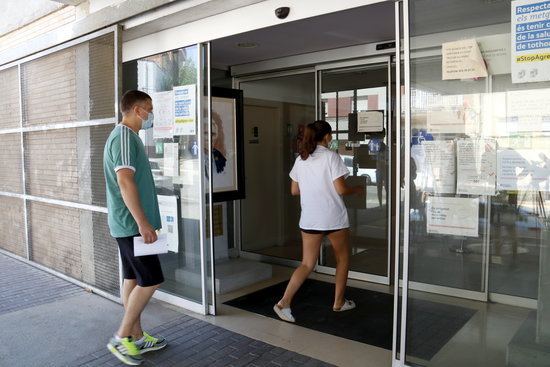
[299,120,332,160]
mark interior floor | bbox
[181,263,533,367]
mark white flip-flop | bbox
[273,304,295,323]
[333,299,356,312]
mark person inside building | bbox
[103,90,167,365]
[273,120,364,323]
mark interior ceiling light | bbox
[236,42,259,48]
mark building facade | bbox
[0,1,549,366]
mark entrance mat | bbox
[224,279,477,361]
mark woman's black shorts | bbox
[116,235,164,287]
[300,228,347,235]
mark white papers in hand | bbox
[133,234,168,256]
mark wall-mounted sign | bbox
[512,0,550,83]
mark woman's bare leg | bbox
[326,228,350,310]
[277,232,323,308]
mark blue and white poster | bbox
[173,84,196,135]
[512,0,550,83]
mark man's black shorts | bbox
[116,235,164,287]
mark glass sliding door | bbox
[400,0,550,366]
[316,59,393,283]
[122,43,214,314]
[238,71,315,263]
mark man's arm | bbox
[116,168,157,243]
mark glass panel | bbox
[124,46,205,303]
[319,64,390,278]
[239,73,315,261]
[405,0,550,365]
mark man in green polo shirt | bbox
[103,90,167,366]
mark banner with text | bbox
[512,0,550,83]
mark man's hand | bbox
[139,222,158,244]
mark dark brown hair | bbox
[300,120,332,160]
[120,90,152,115]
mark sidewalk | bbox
[0,253,335,367]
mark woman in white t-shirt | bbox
[273,120,364,323]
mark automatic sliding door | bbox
[239,72,315,263]
[316,60,393,283]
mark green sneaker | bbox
[107,336,143,365]
[137,331,167,354]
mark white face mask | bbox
[139,107,154,130]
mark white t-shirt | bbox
[289,145,350,230]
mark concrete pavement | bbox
[0,253,335,367]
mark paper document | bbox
[133,234,168,256]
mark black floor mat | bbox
[224,279,477,361]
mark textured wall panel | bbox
[29,201,82,279]
[0,67,21,129]
[0,133,23,194]
[25,129,79,202]
[0,196,26,257]
[92,212,119,295]
[89,33,115,120]
[21,47,77,125]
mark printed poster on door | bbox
[173,85,196,135]
[427,197,479,237]
[456,138,497,195]
[512,0,550,83]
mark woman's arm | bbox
[291,180,300,196]
[333,176,364,196]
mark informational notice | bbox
[163,143,179,177]
[512,0,550,83]
[427,196,479,237]
[506,88,550,132]
[173,85,196,135]
[357,110,384,133]
[426,94,481,134]
[497,149,550,191]
[152,91,174,139]
[157,195,179,253]
[422,140,457,194]
[457,138,497,195]
[442,39,487,80]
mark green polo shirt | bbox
[103,124,161,238]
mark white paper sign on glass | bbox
[357,111,384,133]
[426,94,481,134]
[163,143,179,177]
[442,39,488,80]
[506,89,550,133]
[421,140,457,194]
[497,149,550,192]
[157,195,179,253]
[152,91,174,139]
[457,138,497,195]
[427,197,479,237]
[134,234,168,256]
